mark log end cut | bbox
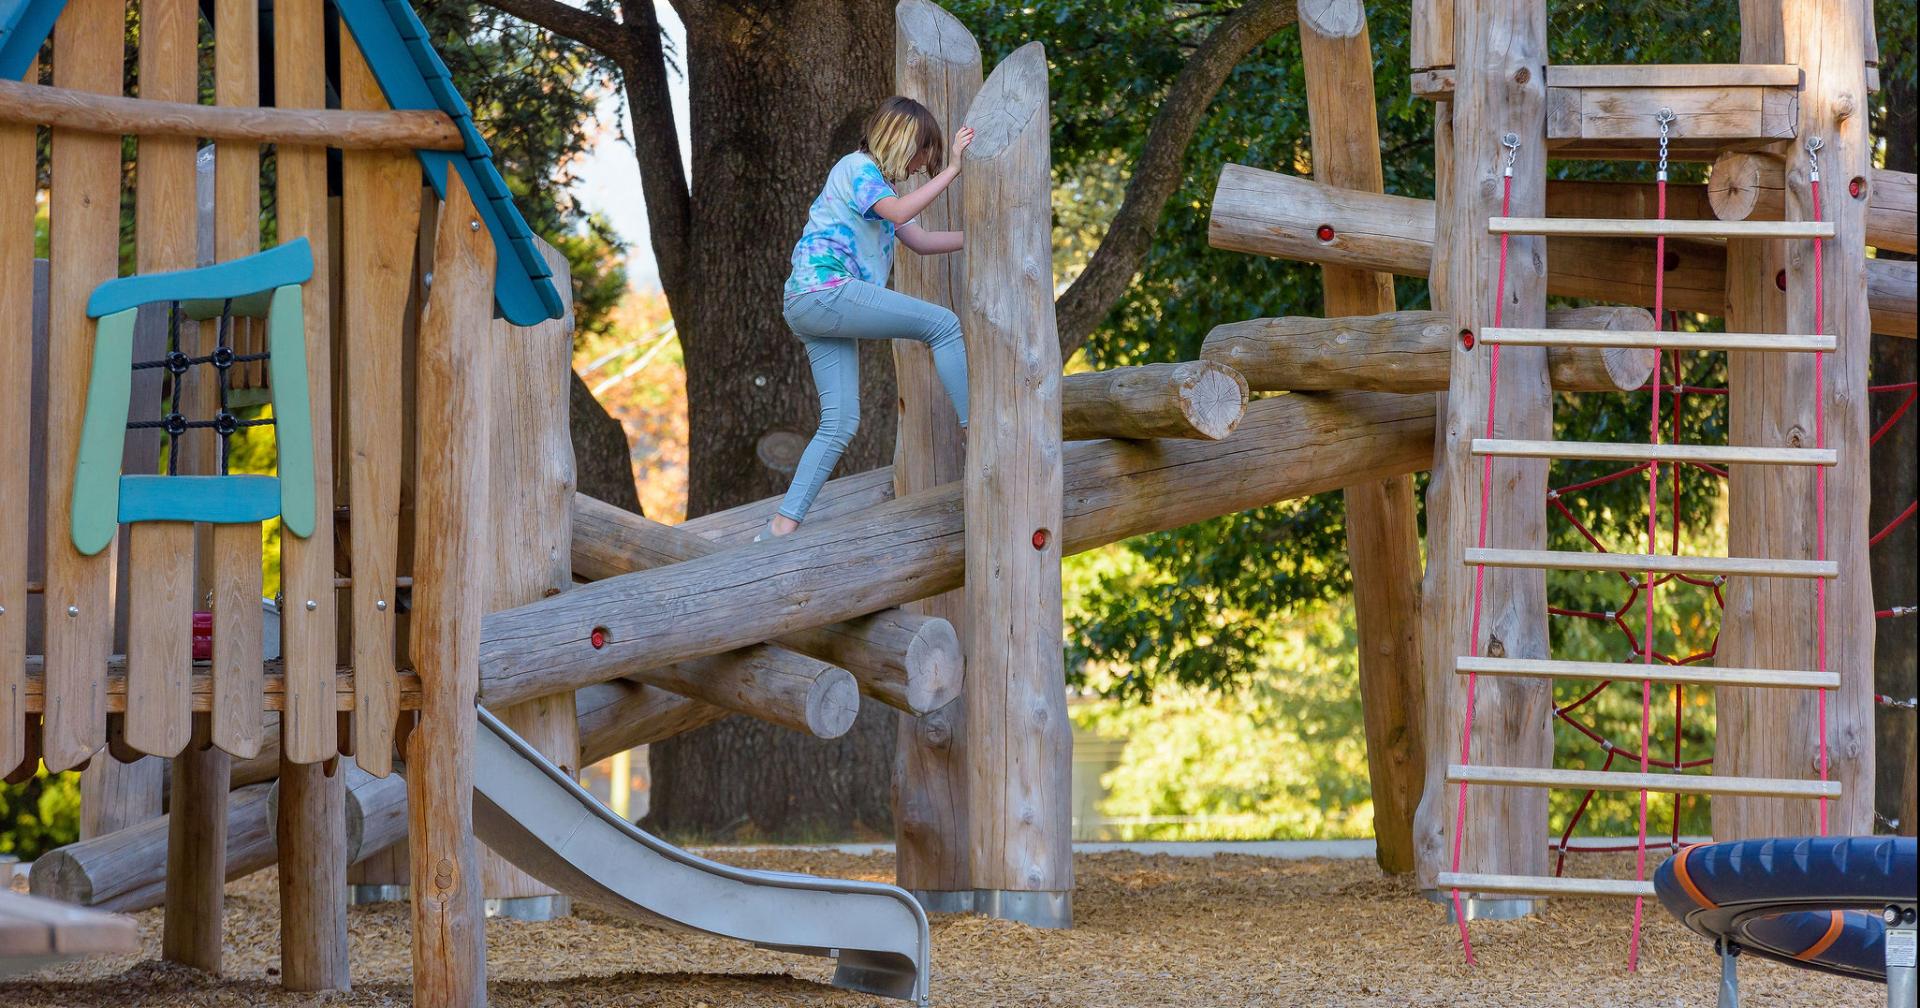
[902,617,964,713]
[808,668,863,740]
[1176,360,1252,440]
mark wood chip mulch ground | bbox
[0,848,1881,1006]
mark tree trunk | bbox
[569,369,643,516]
[648,0,899,842]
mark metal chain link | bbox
[1655,107,1676,180]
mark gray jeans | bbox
[778,279,969,522]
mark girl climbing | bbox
[762,96,975,541]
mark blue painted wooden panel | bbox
[87,238,313,317]
[0,0,66,82]
[119,475,283,525]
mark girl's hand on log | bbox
[952,126,974,162]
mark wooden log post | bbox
[569,494,961,715]
[475,240,580,919]
[1410,0,1554,902]
[163,718,228,969]
[0,57,30,778]
[1059,362,1247,441]
[1207,164,1916,338]
[893,0,983,911]
[1709,154,1915,254]
[408,173,493,1008]
[477,391,1438,705]
[1298,0,1426,877]
[1715,0,1877,840]
[1202,307,1655,393]
[960,42,1070,927]
[269,0,345,989]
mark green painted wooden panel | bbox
[70,307,136,556]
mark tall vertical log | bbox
[270,0,344,988]
[407,173,493,1008]
[130,0,228,968]
[961,43,1070,928]
[1298,0,1426,876]
[891,0,979,910]
[478,242,578,915]
[1412,0,1553,900]
[163,716,228,971]
[1716,0,1876,839]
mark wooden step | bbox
[1489,216,1836,240]
[1484,328,1837,353]
[1437,871,1656,900]
[1455,656,1840,690]
[1472,438,1837,467]
[1447,764,1841,799]
[1463,548,1839,581]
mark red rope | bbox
[1810,170,1831,835]
[1872,502,1918,547]
[1449,160,1516,966]
[1627,168,1671,972]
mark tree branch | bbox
[613,0,693,313]
[478,0,694,318]
[481,0,635,57]
[1051,0,1298,359]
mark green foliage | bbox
[1073,595,1376,840]
[0,771,81,862]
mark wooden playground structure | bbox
[1,0,1915,1003]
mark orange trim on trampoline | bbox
[1794,911,1846,962]
[1673,845,1717,909]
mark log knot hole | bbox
[1485,636,1507,659]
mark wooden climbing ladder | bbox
[1438,57,1857,967]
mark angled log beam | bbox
[1709,154,1915,254]
[1061,360,1247,441]
[1209,164,1915,337]
[1202,306,1654,393]
[478,391,1437,707]
[570,494,961,715]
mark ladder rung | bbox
[1485,328,1837,353]
[1447,764,1841,799]
[1489,216,1837,240]
[1455,656,1840,690]
[1472,438,1837,467]
[1464,548,1839,580]
[1438,872,1656,900]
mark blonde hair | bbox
[861,96,944,183]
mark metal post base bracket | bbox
[973,889,1072,929]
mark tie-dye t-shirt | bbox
[784,152,900,302]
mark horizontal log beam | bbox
[1202,306,1654,393]
[1209,163,1915,338]
[478,391,1437,702]
[1709,155,1915,254]
[21,657,414,714]
[0,78,464,151]
[29,782,277,912]
[571,494,962,714]
[266,764,410,869]
[1060,360,1248,440]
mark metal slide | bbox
[471,708,932,1005]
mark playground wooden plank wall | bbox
[0,0,447,761]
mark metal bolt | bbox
[470,219,482,232]
[753,375,768,387]
[305,599,319,611]
[0,605,6,616]
[376,599,388,612]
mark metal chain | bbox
[1806,135,1824,183]
[1501,131,1520,177]
[1655,107,1676,180]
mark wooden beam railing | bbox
[0,78,464,151]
